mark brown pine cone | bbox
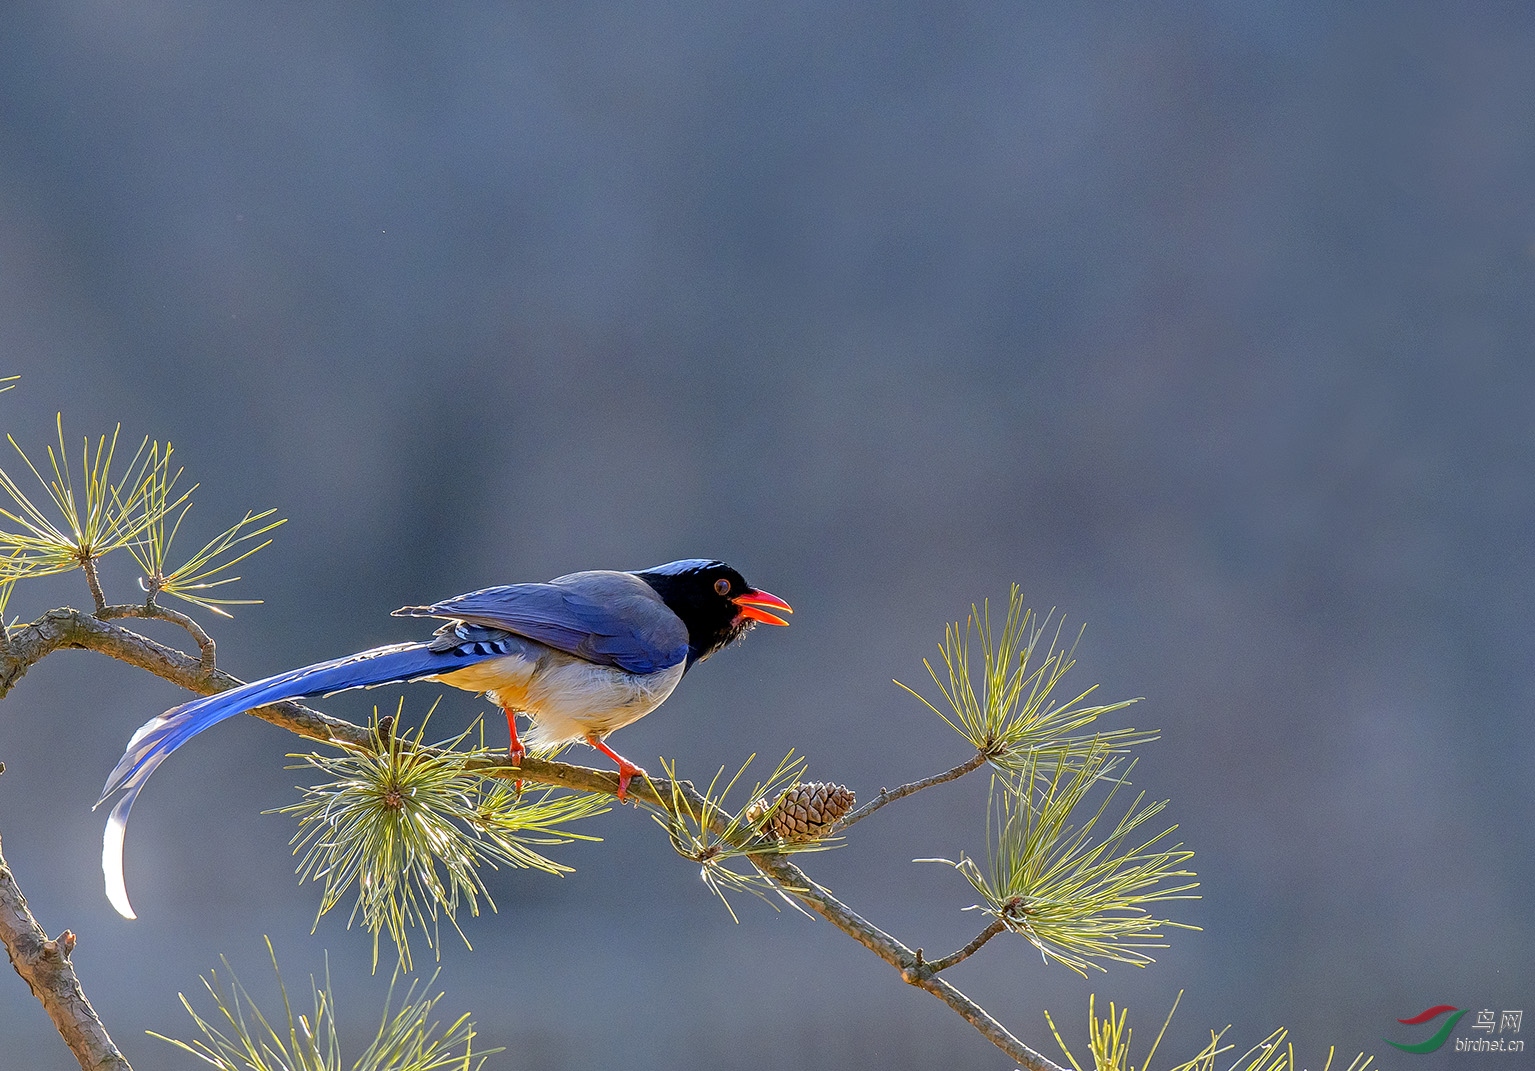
[746,781,856,842]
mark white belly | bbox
[430,648,686,746]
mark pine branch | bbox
[0,813,133,1071]
[81,555,108,613]
[924,918,1008,974]
[747,851,1066,1071]
[1,605,1071,1068]
[0,607,367,751]
[832,750,989,833]
[97,600,217,673]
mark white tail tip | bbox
[102,796,137,920]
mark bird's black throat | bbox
[633,559,755,668]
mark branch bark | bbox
[80,557,108,613]
[745,853,1062,1071]
[925,918,1009,973]
[0,824,132,1071]
[832,750,990,834]
[97,601,217,674]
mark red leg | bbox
[502,708,526,765]
[502,707,525,791]
[586,735,646,801]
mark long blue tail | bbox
[99,640,484,919]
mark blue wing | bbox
[394,569,689,675]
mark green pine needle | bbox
[1045,992,1184,1071]
[469,777,610,870]
[1046,994,1376,1071]
[646,750,827,922]
[897,586,1156,778]
[277,703,610,970]
[149,937,497,1071]
[0,415,165,579]
[0,549,27,631]
[128,440,286,616]
[1170,1025,1374,1071]
[921,742,1199,977]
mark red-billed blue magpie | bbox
[98,559,790,919]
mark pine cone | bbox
[746,781,856,842]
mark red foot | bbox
[503,707,525,791]
[587,735,646,800]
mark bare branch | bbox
[0,823,133,1070]
[925,918,1009,974]
[832,750,989,834]
[96,601,216,674]
[80,556,107,613]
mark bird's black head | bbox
[633,559,792,667]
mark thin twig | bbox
[832,750,989,834]
[925,918,1009,973]
[0,821,133,1070]
[97,601,216,674]
[80,556,107,613]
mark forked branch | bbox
[97,601,216,673]
[0,817,132,1071]
[747,852,1065,1071]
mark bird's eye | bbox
[714,578,732,596]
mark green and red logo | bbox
[1387,1005,1468,1053]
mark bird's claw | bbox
[508,740,526,793]
[615,759,647,802]
[587,734,645,801]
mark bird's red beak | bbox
[732,588,792,627]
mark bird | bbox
[97,558,791,919]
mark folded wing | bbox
[393,570,689,675]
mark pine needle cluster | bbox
[923,746,1198,975]
[1046,994,1376,1071]
[0,414,283,615]
[646,750,830,921]
[0,417,165,581]
[150,938,496,1071]
[1046,993,1184,1071]
[897,586,1155,776]
[128,441,286,616]
[278,707,610,969]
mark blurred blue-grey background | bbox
[1,4,1532,1069]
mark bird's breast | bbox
[430,645,686,744]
